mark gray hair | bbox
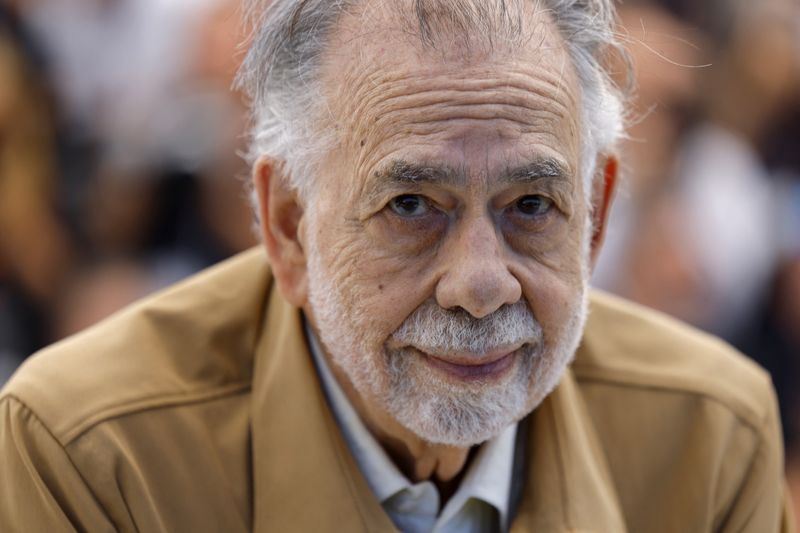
[237,0,627,203]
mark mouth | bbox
[413,345,522,381]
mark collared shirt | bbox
[306,325,516,533]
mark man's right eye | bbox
[388,195,430,217]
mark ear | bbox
[589,154,618,268]
[253,157,308,307]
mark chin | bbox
[378,337,571,447]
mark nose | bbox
[434,215,522,318]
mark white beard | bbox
[305,219,590,447]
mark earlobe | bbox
[589,155,618,268]
[253,157,309,307]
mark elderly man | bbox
[0,0,793,531]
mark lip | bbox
[416,345,522,381]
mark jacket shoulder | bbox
[575,290,774,430]
[0,248,272,445]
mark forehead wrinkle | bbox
[319,0,584,142]
[342,67,579,144]
[324,26,581,138]
[373,104,570,137]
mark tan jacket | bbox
[0,249,794,532]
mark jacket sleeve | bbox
[717,385,795,533]
[0,395,116,533]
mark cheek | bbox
[503,220,571,262]
[315,221,435,340]
[520,268,584,347]
[513,221,589,344]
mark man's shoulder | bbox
[576,289,774,430]
[1,248,272,445]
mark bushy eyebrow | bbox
[505,159,570,183]
[376,160,465,186]
[367,157,572,194]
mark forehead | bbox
[317,1,583,187]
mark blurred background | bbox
[0,0,798,520]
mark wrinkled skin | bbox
[256,3,616,485]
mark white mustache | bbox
[390,300,542,356]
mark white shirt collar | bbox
[306,322,516,531]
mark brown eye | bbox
[516,195,552,216]
[389,195,430,217]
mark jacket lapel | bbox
[250,287,397,532]
[511,368,628,533]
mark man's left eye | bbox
[389,195,430,217]
[515,195,553,216]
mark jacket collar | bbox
[251,283,627,532]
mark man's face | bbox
[302,6,591,446]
